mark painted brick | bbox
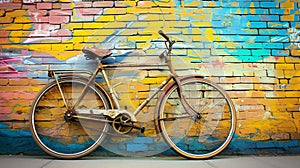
[260,15,279,21]
[239,2,260,7]
[137,1,157,7]
[115,1,136,7]
[60,3,72,10]
[286,91,300,98]
[269,9,286,14]
[221,1,238,7]
[93,1,114,7]
[49,10,72,16]
[272,50,290,56]
[74,2,92,8]
[96,15,114,22]
[259,29,287,35]
[232,84,253,90]
[281,15,296,21]
[291,50,300,56]
[103,8,126,15]
[275,64,295,70]
[268,22,290,28]
[263,43,284,49]
[0,17,13,24]
[259,9,270,14]
[280,1,296,9]
[49,16,69,24]
[202,1,220,7]
[252,49,271,56]
[116,14,138,22]
[51,44,73,51]
[14,17,32,23]
[127,144,148,152]
[243,43,263,49]
[82,22,104,29]
[249,22,267,28]
[260,2,279,8]
[0,79,8,86]
[5,10,27,17]
[9,79,30,86]
[36,3,52,9]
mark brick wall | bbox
[0,0,300,156]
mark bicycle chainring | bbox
[112,113,134,134]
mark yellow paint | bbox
[250,2,255,14]
[205,28,215,42]
[281,0,294,11]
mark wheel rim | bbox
[159,78,236,159]
[30,80,109,158]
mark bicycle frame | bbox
[51,59,177,118]
[101,63,174,117]
[50,40,198,122]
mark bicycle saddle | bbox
[82,47,112,60]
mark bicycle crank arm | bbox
[122,123,145,133]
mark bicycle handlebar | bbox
[158,30,171,44]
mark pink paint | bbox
[211,59,225,68]
[77,8,103,15]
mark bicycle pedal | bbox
[140,127,145,134]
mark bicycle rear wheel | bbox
[156,76,236,159]
[30,79,110,159]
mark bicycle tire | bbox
[30,79,111,159]
[156,75,236,159]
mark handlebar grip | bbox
[158,30,170,42]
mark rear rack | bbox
[48,70,94,78]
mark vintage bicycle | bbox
[30,30,236,159]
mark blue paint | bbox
[1,127,300,156]
[239,2,260,8]
[243,43,263,49]
[260,2,279,8]
[252,49,271,56]
[269,9,286,15]
[244,15,279,21]
[268,22,290,28]
[263,43,284,49]
[259,29,287,36]
[127,144,148,152]
[250,22,267,29]
[132,137,154,144]
[0,123,9,129]
[225,49,251,56]
[272,50,290,56]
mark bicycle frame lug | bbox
[108,110,116,118]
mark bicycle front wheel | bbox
[157,76,236,159]
[30,79,111,159]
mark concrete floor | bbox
[0,155,300,168]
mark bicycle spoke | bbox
[158,77,236,159]
[30,79,110,158]
[159,114,192,121]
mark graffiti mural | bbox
[0,0,300,156]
